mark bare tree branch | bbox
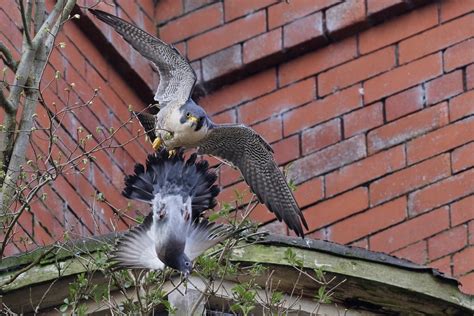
[0,41,18,72]
[19,0,32,46]
[0,0,76,226]
[34,0,46,34]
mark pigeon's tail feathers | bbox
[184,219,232,261]
[111,214,165,270]
[122,148,219,215]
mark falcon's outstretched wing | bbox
[90,9,196,106]
[198,124,308,237]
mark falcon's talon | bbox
[168,149,177,158]
[152,138,162,151]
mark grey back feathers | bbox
[89,9,196,106]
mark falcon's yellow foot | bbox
[152,138,162,151]
[168,149,177,158]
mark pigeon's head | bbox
[167,252,193,277]
[179,99,210,132]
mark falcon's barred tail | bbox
[122,148,220,218]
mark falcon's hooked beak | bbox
[186,113,199,124]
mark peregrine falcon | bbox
[90,9,309,237]
[113,149,228,274]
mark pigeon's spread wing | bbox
[198,124,308,237]
[90,9,196,105]
[112,214,165,270]
[184,220,230,261]
[134,111,157,142]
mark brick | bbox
[364,53,442,104]
[449,90,474,122]
[425,71,464,105]
[459,273,474,295]
[212,109,237,124]
[370,154,451,206]
[250,116,282,144]
[370,206,450,253]
[184,0,214,13]
[343,102,384,137]
[359,4,438,54]
[268,0,339,29]
[289,135,366,184]
[440,0,474,22]
[319,46,395,96]
[452,142,474,173]
[283,12,324,48]
[451,195,474,226]
[368,102,448,154]
[284,85,362,136]
[399,15,474,64]
[430,256,452,277]
[219,165,242,187]
[202,45,242,81]
[326,145,405,197]
[155,0,183,22]
[293,177,324,208]
[444,39,474,72]
[407,116,474,164]
[351,238,369,249]
[261,219,288,236]
[468,64,474,90]
[188,10,266,60]
[243,28,282,64]
[367,0,405,16]
[408,168,474,216]
[249,202,278,224]
[200,68,276,115]
[239,78,315,125]
[428,225,467,260]
[470,221,474,244]
[385,86,424,121]
[159,3,223,43]
[302,118,341,155]
[329,197,406,244]
[326,0,366,36]
[279,37,357,86]
[273,135,299,165]
[453,246,474,276]
[302,187,369,231]
[392,241,427,265]
[224,0,277,21]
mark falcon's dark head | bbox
[123,148,220,219]
[179,99,211,132]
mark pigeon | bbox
[112,149,228,275]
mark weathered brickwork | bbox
[2,0,474,295]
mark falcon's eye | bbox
[186,112,191,118]
[185,261,191,267]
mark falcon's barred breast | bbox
[90,9,309,238]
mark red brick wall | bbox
[2,0,474,295]
[0,1,157,254]
[153,0,474,294]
